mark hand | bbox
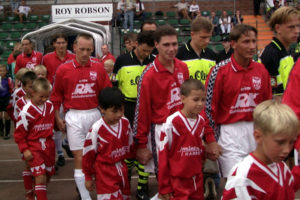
[205,142,223,161]
[136,148,152,165]
[85,180,94,191]
[56,117,66,133]
[23,149,33,161]
[158,193,173,200]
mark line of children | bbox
[14,77,55,200]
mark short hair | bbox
[103,59,115,67]
[21,71,37,86]
[269,6,300,32]
[51,33,68,44]
[32,77,51,92]
[253,100,299,136]
[101,44,108,48]
[33,65,47,74]
[15,68,29,80]
[13,50,22,59]
[180,79,205,96]
[22,38,32,44]
[140,20,158,32]
[137,31,155,47]
[229,24,257,41]
[154,25,177,43]
[74,33,94,44]
[98,87,125,110]
[191,17,213,33]
[123,33,137,42]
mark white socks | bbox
[74,169,91,200]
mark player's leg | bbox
[23,162,34,200]
[3,111,11,139]
[135,160,150,200]
[34,174,47,200]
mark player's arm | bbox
[133,75,153,164]
[14,109,31,157]
[82,124,99,188]
[14,56,22,74]
[158,124,173,197]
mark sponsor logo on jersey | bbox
[110,146,129,159]
[230,93,258,114]
[33,123,53,131]
[26,63,36,70]
[32,57,37,62]
[252,76,261,90]
[167,86,181,109]
[72,83,96,98]
[178,146,202,156]
[90,71,97,81]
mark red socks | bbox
[23,170,33,191]
[35,184,48,200]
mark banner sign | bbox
[52,4,113,22]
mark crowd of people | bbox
[0,2,300,200]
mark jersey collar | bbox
[153,55,180,73]
[230,54,254,72]
[185,40,205,57]
[272,37,286,52]
[72,58,91,68]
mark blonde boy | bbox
[222,100,300,200]
[33,65,47,78]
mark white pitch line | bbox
[0,175,157,183]
[0,158,74,162]
[0,143,17,147]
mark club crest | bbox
[90,71,97,81]
[252,76,261,90]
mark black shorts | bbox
[0,95,10,112]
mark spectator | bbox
[103,59,115,81]
[268,0,281,18]
[7,42,22,65]
[123,33,137,53]
[219,10,232,34]
[115,0,125,27]
[135,0,146,21]
[14,0,31,23]
[217,35,234,63]
[99,44,116,63]
[209,11,220,35]
[10,0,20,13]
[232,10,243,26]
[174,0,191,21]
[123,0,135,32]
[140,20,157,32]
[253,0,262,16]
[189,0,199,19]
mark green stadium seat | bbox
[0,32,9,40]
[29,15,39,22]
[11,32,22,39]
[184,36,191,42]
[211,35,221,42]
[14,23,25,30]
[25,23,37,30]
[167,18,178,26]
[179,19,190,25]
[134,20,141,27]
[155,11,164,18]
[201,10,210,17]
[0,60,7,65]
[6,41,17,49]
[38,22,48,28]
[5,16,17,23]
[156,19,166,26]
[216,10,222,17]
[2,50,11,59]
[178,36,183,44]
[227,10,233,16]
[214,44,224,52]
[207,44,214,50]
[1,23,13,31]
[144,12,152,19]
[41,15,50,22]
[166,11,176,18]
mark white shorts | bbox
[218,121,256,178]
[65,108,101,151]
[144,124,163,173]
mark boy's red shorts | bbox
[22,138,55,177]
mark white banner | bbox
[52,4,113,22]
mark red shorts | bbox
[23,138,55,177]
[170,174,204,200]
[95,161,130,199]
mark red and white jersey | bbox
[205,56,272,136]
[7,87,26,122]
[50,58,112,111]
[222,153,300,200]
[82,117,133,181]
[14,100,55,153]
[158,111,211,194]
[101,52,116,63]
[14,51,43,74]
[282,59,300,149]
[42,50,75,84]
[133,56,189,148]
[14,96,29,122]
